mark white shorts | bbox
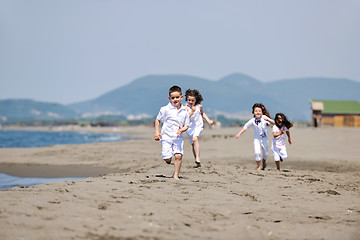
[254,138,269,161]
[186,127,203,144]
[161,139,184,159]
[272,144,288,161]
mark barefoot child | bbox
[235,103,275,170]
[154,86,190,180]
[185,89,214,168]
[272,113,293,170]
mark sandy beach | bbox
[0,125,359,240]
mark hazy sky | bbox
[1,0,359,104]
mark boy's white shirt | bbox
[156,102,190,141]
[243,115,271,139]
[272,125,288,146]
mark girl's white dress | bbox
[186,104,204,144]
[271,125,289,161]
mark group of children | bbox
[154,85,293,179]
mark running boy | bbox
[154,85,190,180]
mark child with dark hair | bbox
[154,85,190,179]
[185,89,213,168]
[272,113,293,170]
[235,103,275,170]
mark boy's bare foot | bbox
[256,166,262,171]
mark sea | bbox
[0,130,127,148]
[0,130,129,190]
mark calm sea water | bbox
[0,130,129,190]
[0,130,127,148]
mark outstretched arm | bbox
[235,128,246,138]
[200,105,213,126]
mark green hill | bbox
[0,99,77,121]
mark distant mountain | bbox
[68,73,360,121]
[2,74,359,122]
[0,99,77,121]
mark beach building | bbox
[310,100,360,127]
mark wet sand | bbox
[0,126,359,239]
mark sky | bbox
[1,0,360,105]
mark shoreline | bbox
[0,124,153,137]
[0,163,119,178]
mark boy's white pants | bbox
[161,139,184,159]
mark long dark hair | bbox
[185,89,203,105]
[275,113,293,129]
[252,103,270,118]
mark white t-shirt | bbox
[187,104,203,129]
[156,102,190,141]
[243,115,271,139]
[272,125,288,146]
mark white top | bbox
[272,125,288,146]
[243,115,272,139]
[156,102,190,141]
[187,104,203,129]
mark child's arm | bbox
[235,128,246,138]
[273,129,286,138]
[286,130,292,144]
[236,119,252,138]
[154,119,162,141]
[264,116,275,125]
[177,111,190,136]
[200,105,213,126]
[177,125,189,136]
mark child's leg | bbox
[192,136,200,163]
[191,144,196,160]
[173,153,182,180]
[164,158,172,164]
[173,139,184,179]
[260,140,268,170]
[275,160,280,170]
[262,158,267,170]
[254,139,262,170]
[256,160,261,170]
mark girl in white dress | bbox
[272,113,293,170]
[185,89,214,168]
[235,103,275,170]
